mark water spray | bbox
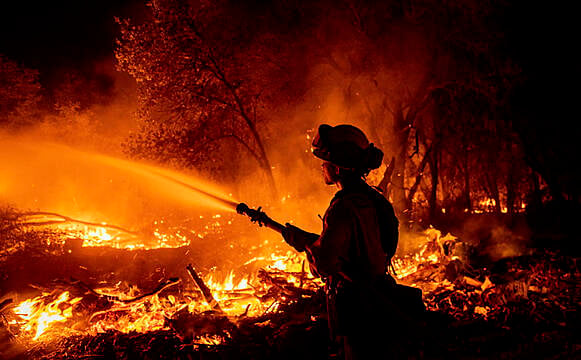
[150,170,239,209]
[1,139,283,238]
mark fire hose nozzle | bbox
[236,203,250,215]
[236,203,285,234]
[236,202,264,223]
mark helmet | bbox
[312,124,383,170]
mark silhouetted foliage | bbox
[116,0,310,190]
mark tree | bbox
[116,0,282,192]
[308,0,521,220]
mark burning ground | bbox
[1,206,579,359]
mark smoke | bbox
[457,214,532,262]
[0,57,168,229]
[230,8,437,240]
[35,59,138,151]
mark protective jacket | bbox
[284,180,423,359]
[305,180,398,336]
[306,181,397,279]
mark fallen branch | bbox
[0,298,13,313]
[18,211,139,236]
[186,264,223,313]
[117,278,181,304]
[88,278,182,323]
[52,278,180,304]
[257,269,314,297]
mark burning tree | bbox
[272,1,526,220]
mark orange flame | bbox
[12,222,444,343]
[13,291,82,340]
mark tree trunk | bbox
[406,144,432,210]
[507,166,516,215]
[531,170,542,205]
[377,156,395,196]
[246,122,277,197]
[208,54,278,197]
[486,174,501,214]
[429,145,439,223]
[461,147,471,212]
[232,99,277,198]
[391,105,411,219]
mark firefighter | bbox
[282,124,405,359]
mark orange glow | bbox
[0,138,237,233]
[3,137,462,345]
[392,227,456,279]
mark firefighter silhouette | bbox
[279,124,424,359]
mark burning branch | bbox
[87,278,181,323]
[109,278,181,304]
[186,264,223,313]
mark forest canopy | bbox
[115,0,568,220]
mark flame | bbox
[11,221,445,344]
[478,198,496,208]
[474,198,525,213]
[13,291,82,340]
[89,294,169,334]
[392,227,456,279]
[12,247,322,339]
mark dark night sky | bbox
[1,1,577,91]
[0,0,143,84]
[0,0,578,129]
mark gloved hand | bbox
[282,223,318,252]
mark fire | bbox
[89,294,170,334]
[478,198,497,208]
[13,291,82,340]
[391,227,456,279]
[9,218,445,346]
[474,198,526,214]
[204,271,261,315]
[83,227,114,244]
[10,245,323,340]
